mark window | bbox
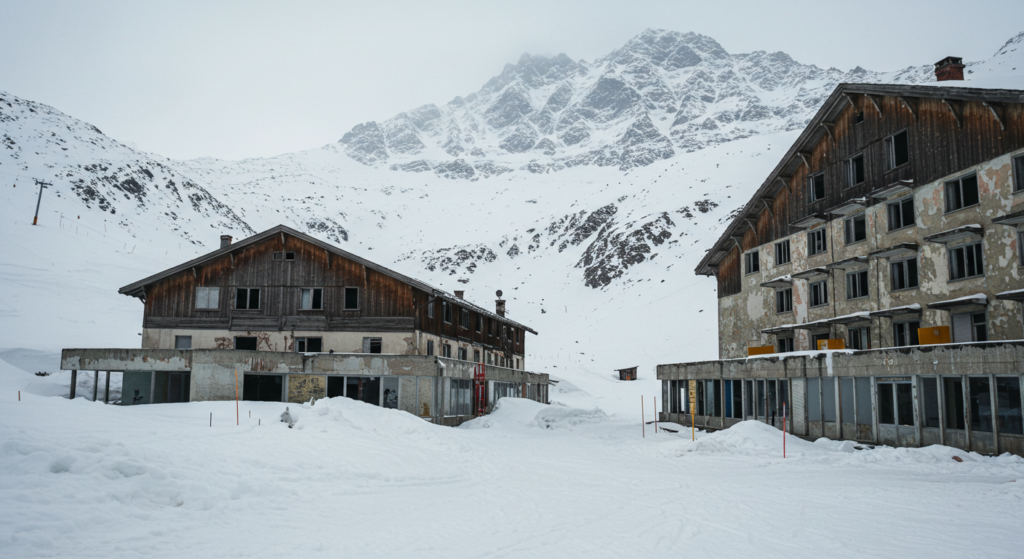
[459,307,470,329]
[235,287,260,310]
[922,377,940,428]
[195,287,220,309]
[809,280,828,307]
[443,301,452,323]
[1019,231,1024,265]
[893,321,920,347]
[235,336,258,351]
[744,251,760,275]
[890,258,919,290]
[776,288,793,313]
[845,270,868,299]
[427,300,435,318]
[363,337,382,354]
[846,154,865,187]
[442,343,452,358]
[811,332,830,349]
[972,312,988,342]
[1015,155,1024,192]
[848,327,869,350]
[807,172,825,202]
[996,377,1023,435]
[295,337,322,352]
[775,240,791,265]
[948,242,983,280]
[489,318,496,337]
[808,228,827,256]
[300,288,323,310]
[945,173,979,212]
[476,314,482,333]
[884,130,909,169]
[969,377,993,433]
[448,378,472,416]
[426,340,434,356]
[777,337,794,353]
[272,251,296,260]
[457,347,468,361]
[855,378,872,426]
[854,111,864,124]
[944,377,965,430]
[887,196,915,231]
[844,213,866,244]
[474,349,481,362]
[344,287,359,309]
[174,335,192,349]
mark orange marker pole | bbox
[235,369,239,426]
[641,396,645,438]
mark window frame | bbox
[174,335,192,349]
[777,337,794,353]
[774,240,791,266]
[295,337,323,353]
[845,269,869,300]
[844,213,867,245]
[475,314,483,333]
[944,172,980,213]
[807,172,826,203]
[443,301,452,324]
[775,288,793,314]
[272,251,296,261]
[807,228,827,256]
[893,320,921,347]
[459,307,470,329]
[1014,154,1024,192]
[744,250,760,275]
[235,287,261,310]
[846,153,865,188]
[343,287,360,310]
[809,279,829,307]
[299,287,323,310]
[884,130,910,170]
[1019,230,1024,266]
[427,300,434,319]
[195,286,220,310]
[948,241,984,281]
[426,340,434,356]
[890,257,919,291]
[887,196,915,232]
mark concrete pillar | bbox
[69,370,77,399]
[104,372,111,404]
[93,371,99,401]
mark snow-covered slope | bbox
[2,30,1023,405]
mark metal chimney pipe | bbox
[220,235,232,248]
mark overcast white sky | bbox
[2,0,1022,160]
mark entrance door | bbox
[968,376,995,454]
[167,373,191,403]
[877,381,916,447]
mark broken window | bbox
[457,347,467,360]
[1015,155,1024,192]
[300,288,323,310]
[195,287,220,309]
[996,377,1023,435]
[948,242,983,280]
[362,337,382,354]
[887,196,915,231]
[945,173,979,212]
[890,257,919,290]
[969,377,994,432]
[972,312,988,342]
[846,154,865,187]
[235,336,258,350]
[448,378,472,416]
[944,377,966,430]
[242,373,282,401]
[847,327,869,350]
[893,321,920,347]
[809,280,828,307]
[807,172,826,202]
[776,288,793,313]
[296,337,322,353]
[344,287,359,310]
[235,287,260,310]
[922,377,940,428]
[744,250,760,275]
[775,239,791,265]
[777,336,794,353]
[844,213,866,244]
[845,270,868,299]
[345,376,381,405]
[884,130,909,169]
[174,335,192,349]
[443,301,452,323]
[459,307,469,329]
[426,340,434,356]
[808,227,827,256]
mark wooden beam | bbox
[326,249,331,269]
[866,94,884,118]
[983,102,1006,131]
[192,267,197,279]
[843,92,858,110]
[761,198,774,218]
[898,96,918,121]
[797,151,812,170]
[821,122,835,141]
[280,232,286,247]
[229,252,235,267]
[776,176,791,194]
[942,99,963,129]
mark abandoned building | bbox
[659,63,1024,456]
[60,225,548,424]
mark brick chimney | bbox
[454,290,464,299]
[495,289,506,317]
[220,235,232,248]
[934,56,965,81]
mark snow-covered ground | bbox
[2,358,1023,558]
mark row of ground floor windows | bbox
[664,375,1023,435]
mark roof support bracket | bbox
[866,94,884,118]
[983,101,1006,131]
[898,96,918,121]
[761,198,775,218]
[797,151,812,170]
[280,232,286,247]
[229,253,235,267]
[776,176,791,194]
[821,122,835,141]
[326,249,331,269]
[942,99,963,129]
[843,92,858,111]
[192,267,197,279]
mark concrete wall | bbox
[142,328,419,354]
[719,147,1024,359]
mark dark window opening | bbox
[922,378,940,428]
[969,377,994,433]
[887,197,915,231]
[885,130,909,169]
[945,173,979,212]
[776,288,793,313]
[1015,155,1024,192]
[744,251,760,275]
[854,111,864,124]
[891,258,919,290]
[363,337,382,354]
[896,384,914,426]
[427,300,434,318]
[442,344,452,358]
[844,213,866,244]
[296,337,322,353]
[443,301,452,323]
[300,288,323,310]
[777,336,794,353]
[242,374,282,402]
[811,332,830,350]
[808,172,826,202]
[457,347,467,361]
[775,240,790,265]
[459,307,470,329]
[344,287,359,310]
[235,336,258,351]
[997,377,1023,435]
[808,228,827,256]
[846,270,868,299]
[848,327,869,350]
[878,383,896,425]
[809,280,828,307]
[474,349,481,362]
[235,287,260,310]
[972,312,988,342]
[344,376,381,405]
[272,251,296,261]
[949,242,983,280]
[944,377,966,430]
[476,314,482,333]
[893,321,920,347]
[426,340,434,356]
[847,154,865,187]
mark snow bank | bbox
[460,397,608,431]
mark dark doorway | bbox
[243,374,282,401]
[167,372,191,403]
[345,376,381,404]
[327,376,345,398]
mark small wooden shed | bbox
[615,367,637,381]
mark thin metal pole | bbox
[32,180,50,225]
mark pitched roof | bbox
[695,83,1024,276]
[119,224,537,334]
